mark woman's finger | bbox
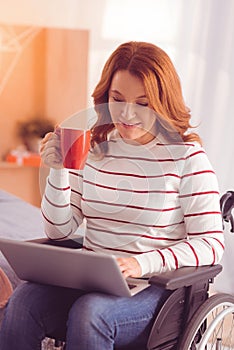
[116,257,142,278]
[40,134,63,169]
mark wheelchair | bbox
[44,191,234,350]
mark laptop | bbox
[0,237,149,297]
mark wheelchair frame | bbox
[147,264,223,349]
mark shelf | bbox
[0,161,23,168]
[2,152,41,168]
[0,161,40,169]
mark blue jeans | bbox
[0,282,168,350]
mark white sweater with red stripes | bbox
[41,132,224,277]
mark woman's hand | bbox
[39,130,63,169]
[116,257,142,278]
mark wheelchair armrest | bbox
[149,264,222,290]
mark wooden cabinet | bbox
[0,162,41,207]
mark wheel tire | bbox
[180,293,234,350]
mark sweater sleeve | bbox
[41,168,84,239]
[134,144,224,276]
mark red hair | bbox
[91,41,201,152]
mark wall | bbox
[0,28,44,158]
[0,26,89,206]
[45,28,88,123]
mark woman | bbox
[0,41,224,350]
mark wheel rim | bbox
[180,294,234,350]
[199,304,234,349]
[189,301,234,349]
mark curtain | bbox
[173,0,234,194]
[173,2,234,292]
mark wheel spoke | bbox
[180,294,234,350]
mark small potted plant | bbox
[17,117,54,153]
[6,117,55,166]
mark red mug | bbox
[60,128,91,169]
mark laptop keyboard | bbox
[128,283,137,290]
[41,238,83,249]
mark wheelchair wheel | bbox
[180,293,234,350]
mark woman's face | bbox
[108,70,157,145]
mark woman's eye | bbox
[112,97,124,102]
[137,102,148,106]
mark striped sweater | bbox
[41,132,224,276]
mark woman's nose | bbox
[121,103,136,119]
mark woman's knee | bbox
[68,293,115,328]
[5,283,35,316]
[1,283,44,340]
[4,282,60,322]
[66,293,116,349]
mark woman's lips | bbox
[118,121,142,129]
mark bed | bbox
[0,189,44,323]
